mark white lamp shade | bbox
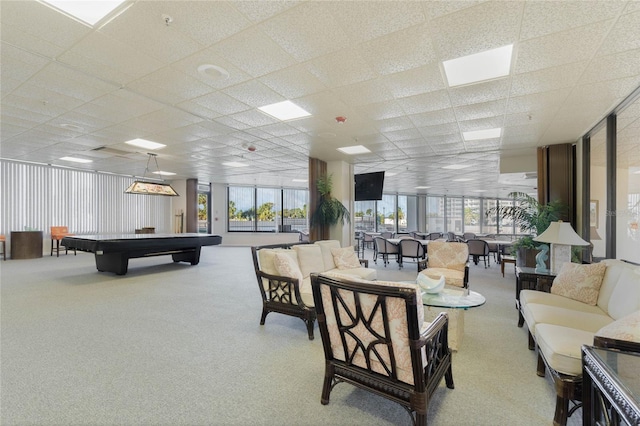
[533,221,589,246]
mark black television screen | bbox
[355,172,385,201]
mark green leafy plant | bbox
[487,192,566,251]
[311,174,350,226]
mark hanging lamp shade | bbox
[125,180,178,196]
[124,153,179,196]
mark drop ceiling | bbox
[2,1,640,197]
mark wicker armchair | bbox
[310,273,454,425]
[418,241,469,289]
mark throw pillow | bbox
[274,252,304,283]
[550,262,607,305]
[331,247,361,270]
[607,267,640,320]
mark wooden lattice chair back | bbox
[311,273,454,425]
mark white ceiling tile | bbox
[429,1,523,60]
[230,1,300,23]
[506,90,572,114]
[334,79,395,107]
[520,1,624,41]
[454,99,507,121]
[153,1,251,46]
[359,24,437,75]
[57,32,164,85]
[422,1,483,21]
[448,79,511,107]
[191,92,251,116]
[209,26,297,78]
[331,1,425,43]
[259,2,351,62]
[597,10,640,56]
[127,67,214,105]
[381,63,446,98]
[515,20,613,74]
[397,90,452,115]
[98,2,203,64]
[259,65,327,99]
[355,101,405,121]
[511,62,586,97]
[581,48,640,85]
[222,80,283,108]
[306,48,377,88]
[409,109,457,128]
[0,1,91,55]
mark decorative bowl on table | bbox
[417,273,445,294]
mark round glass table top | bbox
[421,288,486,309]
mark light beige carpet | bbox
[0,246,581,425]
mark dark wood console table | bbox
[582,345,640,426]
[10,231,43,259]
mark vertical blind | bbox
[0,160,171,236]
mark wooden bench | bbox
[501,255,516,277]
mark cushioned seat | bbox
[418,241,469,288]
[522,303,613,335]
[535,323,594,376]
[519,290,607,315]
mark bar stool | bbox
[0,235,6,260]
[50,226,76,257]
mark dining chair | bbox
[50,226,76,257]
[467,239,490,268]
[399,238,426,271]
[0,235,6,260]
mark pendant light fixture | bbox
[124,153,179,196]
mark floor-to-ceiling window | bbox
[197,183,211,233]
[426,196,445,233]
[615,97,640,263]
[354,200,376,232]
[482,199,498,235]
[377,194,395,232]
[446,197,463,233]
[464,197,481,234]
[227,186,307,233]
[590,127,607,259]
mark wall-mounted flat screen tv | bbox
[355,171,385,201]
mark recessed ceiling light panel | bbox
[442,164,471,170]
[152,171,176,176]
[222,162,248,168]
[453,178,473,182]
[337,145,371,155]
[39,0,127,26]
[292,179,308,183]
[415,186,431,189]
[124,138,166,150]
[258,100,311,121]
[443,44,513,87]
[463,128,502,141]
[60,156,93,163]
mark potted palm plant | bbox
[310,173,350,227]
[488,192,566,267]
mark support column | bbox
[309,158,328,241]
[327,160,354,247]
[186,178,198,233]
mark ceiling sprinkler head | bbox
[335,116,347,124]
[247,145,256,152]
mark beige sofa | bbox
[251,240,376,340]
[519,259,640,426]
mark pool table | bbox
[61,233,222,275]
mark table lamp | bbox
[533,221,590,274]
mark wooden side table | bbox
[10,231,43,259]
[501,255,516,277]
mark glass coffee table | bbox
[422,288,486,351]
